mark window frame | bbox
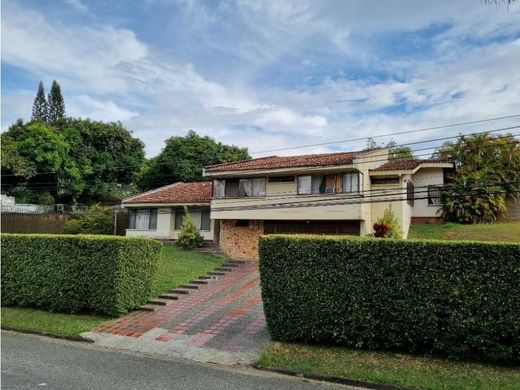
[297,175,326,195]
[427,185,443,206]
[128,208,158,230]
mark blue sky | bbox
[2,0,520,157]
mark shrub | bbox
[64,204,114,235]
[259,235,520,363]
[176,213,204,250]
[1,234,162,316]
[374,205,401,238]
[373,222,389,237]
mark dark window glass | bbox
[149,209,157,229]
[269,176,295,183]
[225,179,239,198]
[235,220,249,227]
[175,209,185,230]
[128,209,136,229]
[200,210,211,230]
[371,177,400,185]
[428,185,442,205]
[407,181,415,206]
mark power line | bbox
[249,114,520,154]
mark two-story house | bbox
[203,148,452,259]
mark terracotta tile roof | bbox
[205,151,365,173]
[370,158,452,172]
[123,182,212,204]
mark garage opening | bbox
[264,220,360,235]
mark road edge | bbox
[1,326,94,343]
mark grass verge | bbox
[150,244,226,298]
[258,342,520,390]
[408,222,520,242]
[1,307,108,337]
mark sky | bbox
[2,0,520,157]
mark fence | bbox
[1,210,129,235]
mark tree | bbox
[47,80,66,123]
[139,130,250,190]
[437,133,520,223]
[386,140,415,161]
[31,81,48,122]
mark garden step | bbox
[169,288,190,294]
[223,263,240,267]
[189,280,209,285]
[208,271,225,276]
[158,293,179,300]
[215,267,233,272]
[148,298,171,306]
[198,275,213,280]
[139,305,159,312]
[179,284,199,289]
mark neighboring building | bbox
[123,182,216,241]
[203,148,452,259]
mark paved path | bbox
[84,262,269,365]
[2,332,352,390]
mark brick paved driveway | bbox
[83,262,269,365]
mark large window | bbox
[175,209,211,231]
[298,175,326,194]
[128,209,157,230]
[428,185,442,205]
[371,176,400,185]
[213,178,265,198]
[342,172,362,193]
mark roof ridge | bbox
[122,182,182,203]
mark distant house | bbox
[122,182,216,241]
[203,148,452,259]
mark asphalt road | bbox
[1,331,346,390]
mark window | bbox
[235,220,249,227]
[225,179,239,198]
[371,176,400,185]
[214,180,225,198]
[428,185,442,205]
[128,209,157,230]
[239,178,266,197]
[298,175,326,194]
[342,172,362,193]
[269,176,295,183]
[407,181,415,206]
[175,208,211,231]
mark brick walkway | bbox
[83,262,269,365]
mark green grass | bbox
[1,307,108,337]
[149,245,226,298]
[408,222,520,243]
[258,342,520,390]
[2,245,226,337]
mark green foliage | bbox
[1,234,162,316]
[47,80,66,123]
[375,205,402,238]
[259,235,520,363]
[139,130,250,190]
[438,133,520,223]
[176,212,204,249]
[63,204,114,235]
[31,81,48,122]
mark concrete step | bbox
[169,288,190,294]
[215,267,233,272]
[148,298,171,306]
[208,271,225,276]
[139,304,159,312]
[158,293,179,300]
[189,280,209,285]
[179,284,199,289]
[198,275,213,280]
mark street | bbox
[1,331,345,390]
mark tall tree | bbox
[31,81,48,122]
[139,130,250,190]
[47,80,66,123]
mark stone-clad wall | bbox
[219,220,264,260]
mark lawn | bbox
[408,222,520,242]
[1,245,226,337]
[258,342,520,390]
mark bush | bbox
[176,213,204,250]
[374,205,401,238]
[1,234,162,316]
[63,204,114,235]
[259,235,520,363]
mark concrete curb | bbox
[251,364,415,390]
[1,326,94,343]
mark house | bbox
[122,182,216,241]
[203,148,452,259]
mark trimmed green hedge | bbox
[1,234,162,316]
[259,235,520,363]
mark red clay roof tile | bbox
[123,182,212,204]
[370,158,452,171]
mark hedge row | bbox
[1,234,162,316]
[258,235,520,363]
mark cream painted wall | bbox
[411,168,444,217]
[125,206,215,240]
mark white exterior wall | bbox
[411,168,444,217]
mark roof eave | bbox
[204,163,357,178]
